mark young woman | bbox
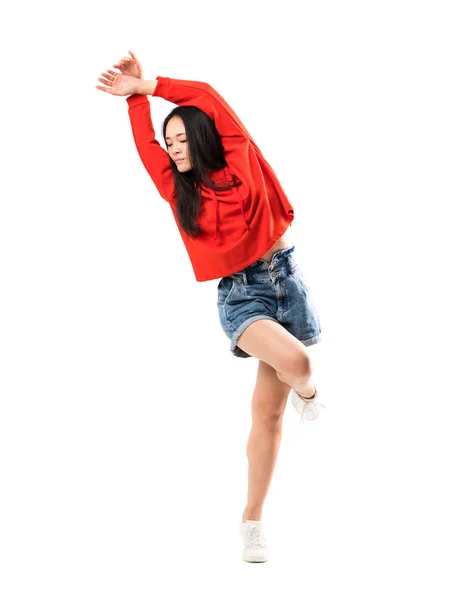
[96,51,324,563]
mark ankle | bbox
[300,390,317,401]
[293,379,316,400]
[242,510,262,522]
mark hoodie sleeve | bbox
[152,76,254,148]
[126,94,176,204]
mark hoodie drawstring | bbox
[208,168,250,242]
[208,187,221,241]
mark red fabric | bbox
[126,76,294,282]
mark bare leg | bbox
[242,360,291,522]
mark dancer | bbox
[96,50,324,563]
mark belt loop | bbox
[242,271,248,285]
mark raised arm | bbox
[126,93,176,204]
[147,76,255,146]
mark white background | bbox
[1,0,465,597]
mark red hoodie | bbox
[126,76,295,281]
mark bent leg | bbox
[236,318,317,398]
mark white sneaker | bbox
[290,386,326,424]
[239,520,269,562]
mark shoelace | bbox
[246,525,267,548]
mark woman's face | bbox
[165,116,193,172]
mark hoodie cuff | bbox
[152,76,168,98]
[126,94,150,109]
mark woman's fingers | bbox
[100,72,113,83]
[97,70,121,90]
[100,69,121,82]
[96,79,110,90]
[96,65,126,93]
[99,68,127,79]
[98,54,138,94]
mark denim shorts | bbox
[216,245,322,358]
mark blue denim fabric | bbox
[216,245,322,358]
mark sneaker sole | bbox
[242,552,268,562]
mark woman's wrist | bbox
[135,79,158,95]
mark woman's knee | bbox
[277,352,313,387]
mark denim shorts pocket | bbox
[217,277,235,305]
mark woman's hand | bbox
[113,50,144,79]
[95,70,141,96]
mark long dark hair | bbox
[162,106,242,237]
